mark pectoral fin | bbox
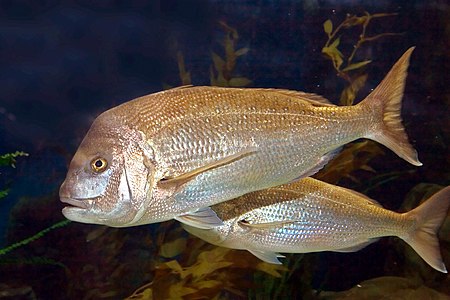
[158,148,257,190]
[248,249,285,264]
[175,207,224,229]
[238,220,297,229]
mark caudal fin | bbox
[361,47,422,166]
[401,186,450,273]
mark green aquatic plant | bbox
[210,21,252,87]
[322,12,400,105]
[0,151,28,168]
[0,219,71,256]
[166,21,251,88]
[0,151,70,258]
[0,151,28,200]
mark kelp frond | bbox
[322,12,401,105]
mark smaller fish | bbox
[182,178,450,273]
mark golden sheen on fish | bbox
[60,48,421,228]
[182,179,450,273]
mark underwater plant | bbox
[0,151,28,200]
[209,21,252,87]
[167,21,251,88]
[0,219,70,256]
[126,232,286,299]
[321,12,401,105]
[0,152,71,273]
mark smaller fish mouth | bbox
[60,197,92,209]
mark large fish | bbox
[60,48,421,228]
[182,178,450,273]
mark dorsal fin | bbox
[244,88,336,107]
[168,85,194,90]
[166,86,336,107]
[340,186,382,207]
[267,89,335,106]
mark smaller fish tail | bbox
[361,47,422,166]
[402,186,450,273]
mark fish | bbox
[59,47,421,228]
[182,178,450,273]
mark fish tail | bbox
[360,47,422,166]
[401,186,450,273]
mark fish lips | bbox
[60,196,93,210]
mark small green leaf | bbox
[211,52,225,72]
[0,189,9,199]
[322,41,344,70]
[0,151,28,167]
[342,60,372,72]
[323,19,333,36]
[330,36,340,49]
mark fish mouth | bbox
[60,197,93,210]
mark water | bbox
[0,1,449,299]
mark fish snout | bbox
[59,179,92,209]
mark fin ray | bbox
[248,249,285,264]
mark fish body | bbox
[60,48,421,228]
[182,178,450,273]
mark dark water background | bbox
[0,0,449,299]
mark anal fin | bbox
[333,238,379,253]
[248,249,285,264]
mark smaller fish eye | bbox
[91,157,108,173]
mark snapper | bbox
[60,48,421,229]
[183,178,450,273]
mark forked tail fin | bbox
[401,186,450,273]
[360,47,422,166]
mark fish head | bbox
[59,114,155,227]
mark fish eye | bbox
[91,157,108,173]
